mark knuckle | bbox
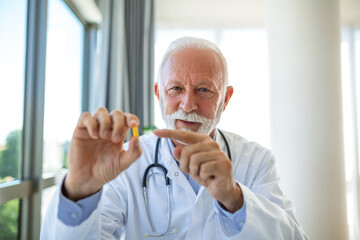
[94,107,108,115]
[98,107,108,112]
[210,141,219,149]
[201,164,210,175]
[111,109,123,116]
[182,146,190,157]
[81,112,91,119]
[217,151,227,161]
[223,157,232,170]
[189,154,199,164]
[111,111,126,124]
[83,115,94,126]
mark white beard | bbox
[159,96,224,135]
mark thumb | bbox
[120,137,142,169]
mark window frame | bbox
[0,0,99,239]
[341,26,360,240]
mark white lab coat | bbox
[41,129,308,240]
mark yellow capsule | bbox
[132,126,139,137]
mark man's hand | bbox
[64,107,142,201]
[153,129,243,213]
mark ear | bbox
[154,82,160,101]
[223,86,234,111]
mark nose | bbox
[179,90,198,113]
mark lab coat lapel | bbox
[185,130,224,239]
[185,187,219,239]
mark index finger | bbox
[153,129,209,144]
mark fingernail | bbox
[92,130,99,138]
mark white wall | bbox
[341,0,360,25]
[155,0,360,239]
[266,1,348,239]
[155,0,265,28]
[155,0,360,28]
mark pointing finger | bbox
[153,129,210,145]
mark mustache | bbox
[167,110,208,124]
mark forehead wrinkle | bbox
[167,71,217,88]
[168,66,214,80]
[168,49,216,72]
[167,67,213,80]
[161,48,224,90]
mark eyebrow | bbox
[166,80,219,92]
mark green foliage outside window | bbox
[0,129,70,239]
[0,130,21,239]
[0,129,21,179]
[0,199,19,240]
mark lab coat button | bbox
[174,172,179,176]
[70,212,77,218]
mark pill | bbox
[132,126,139,137]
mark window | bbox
[0,0,97,238]
[0,1,27,239]
[41,0,85,221]
[154,29,270,148]
[42,0,84,175]
[341,27,360,240]
[0,0,27,183]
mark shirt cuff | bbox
[58,179,102,226]
[215,195,246,236]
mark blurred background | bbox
[0,0,359,239]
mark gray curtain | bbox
[91,0,155,133]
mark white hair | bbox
[157,36,228,91]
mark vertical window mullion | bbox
[21,0,48,239]
[82,26,97,112]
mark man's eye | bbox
[166,86,181,96]
[199,88,209,92]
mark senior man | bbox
[41,37,308,239]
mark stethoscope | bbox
[142,129,231,238]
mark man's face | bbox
[155,48,233,136]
